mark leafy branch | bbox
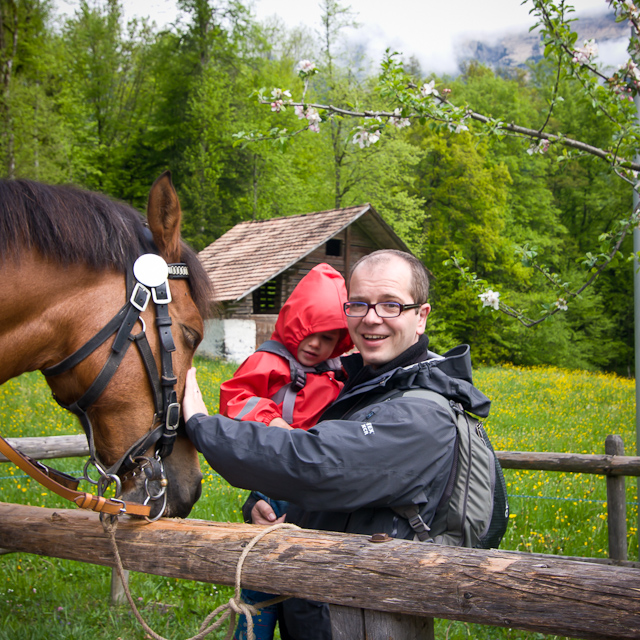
[241,0,640,326]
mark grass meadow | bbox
[0,357,637,640]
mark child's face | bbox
[297,329,341,366]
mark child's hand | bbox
[183,367,209,421]
[252,500,286,525]
[268,417,293,430]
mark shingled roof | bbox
[199,203,408,302]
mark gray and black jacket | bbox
[185,342,490,540]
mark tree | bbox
[249,0,640,332]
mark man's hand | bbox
[251,499,286,525]
[183,367,209,421]
[268,417,293,429]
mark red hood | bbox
[273,263,353,359]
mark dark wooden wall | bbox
[221,219,385,347]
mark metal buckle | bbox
[168,264,189,278]
[110,497,127,514]
[408,512,430,534]
[130,282,150,312]
[165,402,180,431]
[152,281,172,305]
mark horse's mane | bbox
[0,179,212,318]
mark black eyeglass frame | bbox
[343,301,423,318]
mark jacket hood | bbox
[338,344,491,417]
[273,263,353,359]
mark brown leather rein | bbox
[1,256,191,520]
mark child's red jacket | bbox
[219,263,353,430]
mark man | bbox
[183,249,490,638]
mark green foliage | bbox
[2,0,637,372]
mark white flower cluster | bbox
[352,126,381,148]
[295,105,321,133]
[554,298,568,311]
[388,108,411,129]
[527,139,550,155]
[623,0,640,20]
[572,39,598,65]
[478,289,500,310]
[296,59,317,75]
[420,80,439,98]
[623,60,640,84]
[270,88,291,112]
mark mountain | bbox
[457,11,630,70]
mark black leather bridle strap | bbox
[42,305,129,377]
[152,281,180,458]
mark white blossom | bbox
[526,139,550,155]
[572,39,598,65]
[388,108,411,129]
[271,88,292,100]
[271,100,284,112]
[554,298,568,311]
[352,127,381,149]
[479,289,500,310]
[420,80,439,98]
[294,105,322,133]
[296,60,317,74]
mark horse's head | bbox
[39,172,211,519]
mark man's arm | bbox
[185,376,456,518]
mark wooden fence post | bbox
[330,605,434,640]
[110,567,129,605]
[605,435,628,561]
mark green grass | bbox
[0,357,637,639]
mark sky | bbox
[56,0,620,74]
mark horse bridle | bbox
[41,253,191,521]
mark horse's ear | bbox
[147,171,182,263]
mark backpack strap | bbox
[390,388,459,542]
[256,340,342,424]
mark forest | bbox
[0,0,635,374]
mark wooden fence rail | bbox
[1,502,639,640]
[3,433,640,473]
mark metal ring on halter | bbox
[98,473,122,498]
[144,492,167,523]
[135,316,146,335]
[143,477,167,501]
[83,458,108,486]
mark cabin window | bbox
[326,238,342,256]
[253,277,282,314]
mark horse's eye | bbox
[181,325,201,349]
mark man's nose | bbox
[362,306,383,323]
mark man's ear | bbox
[416,303,431,336]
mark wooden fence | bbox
[1,502,640,640]
[1,434,640,639]
[3,434,638,559]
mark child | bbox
[219,263,352,640]
[220,263,353,431]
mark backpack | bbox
[392,388,509,549]
[255,340,343,424]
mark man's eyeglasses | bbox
[343,301,422,318]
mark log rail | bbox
[0,502,639,640]
[3,435,640,476]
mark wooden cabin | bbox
[197,203,412,362]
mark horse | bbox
[0,171,212,519]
